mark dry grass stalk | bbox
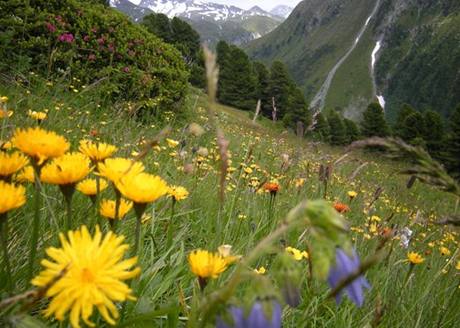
[252,99,261,123]
[203,45,229,204]
[367,186,384,210]
[348,162,368,181]
[350,137,460,198]
[0,266,68,311]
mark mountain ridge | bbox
[270,5,294,18]
[111,0,285,45]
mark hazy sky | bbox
[211,1,302,11]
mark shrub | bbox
[0,0,189,114]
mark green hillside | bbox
[239,15,281,37]
[246,0,460,119]
[376,3,460,120]
[325,27,375,119]
[245,0,377,102]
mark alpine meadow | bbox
[1,0,460,327]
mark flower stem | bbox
[403,264,415,289]
[133,203,147,257]
[65,196,72,231]
[28,163,42,281]
[94,171,101,228]
[166,199,175,249]
[61,185,75,231]
[112,188,121,233]
[0,213,13,293]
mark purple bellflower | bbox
[217,301,282,328]
[327,248,371,307]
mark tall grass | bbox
[0,74,459,327]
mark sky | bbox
[210,0,302,11]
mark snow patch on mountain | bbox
[132,0,279,21]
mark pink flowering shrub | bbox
[0,0,188,114]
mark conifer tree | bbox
[313,112,330,142]
[444,105,460,179]
[361,102,390,137]
[216,41,233,104]
[253,62,271,117]
[268,61,293,120]
[170,17,200,64]
[143,14,204,88]
[216,42,256,110]
[327,111,347,145]
[189,49,206,89]
[399,111,425,145]
[422,110,444,156]
[283,87,311,131]
[142,13,173,42]
[344,118,361,143]
[394,103,416,137]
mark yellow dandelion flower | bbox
[166,138,179,148]
[31,225,140,328]
[456,261,460,271]
[369,223,378,234]
[79,140,117,162]
[41,153,91,185]
[15,166,35,183]
[370,215,381,222]
[254,267,266,275]
[285,247,309,261]
[0,152,29,178]
[27,110,47,121]
[243,167,253,175]
[116,173,168,204]
[100,199,133,220]
[347,191,358,199]
[168,186,189,202]
[0,109,13,118]
[12,127,69,164]
[188,249,228,279]
[407,252,424,265]
[440,247,451,256]
[0,181,26,214]
[98,158,144,184]
[294,178,306,188]
[76,178,108,196]
[0,96,8,103]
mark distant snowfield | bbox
[133,0,275,21]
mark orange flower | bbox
[263,182,280,194]
[379,226,394,238]
[333,202,350,213]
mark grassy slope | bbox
[239,16,281,36]
[324,27,375,118]
[0,79,459,327]
[245,0,377,100]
